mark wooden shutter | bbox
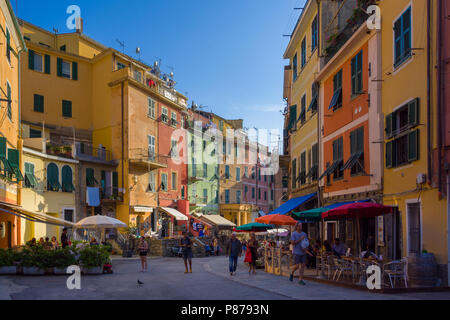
[408,129,419,162]
[62,100,72,118]
[44,55,51,74]
[7,83,11,120]
[62,166,73,191]
[28,50,35,70]
[408,98,419,126]
[0,137,6,158]
[57,58,63,77]
[7,149,19,168]
[386,141,393,168]
[385,113,392,137]
[34,94,44,113]
[72,62,78,80]
[112,172,119,195]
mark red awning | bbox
[323,202,393,219]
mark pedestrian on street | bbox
[226,232,242,276]
[289,223,308,285]
[247,233,258,274]
[138,237,149,272]
[180,232,193,273]
[61,228,69,249]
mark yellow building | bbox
[283,0,320,204]
[380,0,448,283]
[20,139,77,244]
[0,0,26,249]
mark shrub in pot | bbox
[0,249,18,275]
[79,245,110,274]
[52,248,78,274]
[18,247,47,275]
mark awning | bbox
[323,202,393,219]
[133,206,154,213]
[293,200,371,221]
[159,207,188,221]
[198,214,236,228]
[0,203,75,227]
[267,193,316,215]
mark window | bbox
[171,140,178,158]
[24,162,38,188]
[86,168,98,187]
[161,173,168,191]
[236,167,241,182]
[29,128,42,138]
[394,7,412,67]
[57,58,72,79]
[33,53,43,72]
[171,172,177,190]
[301,37,306,68]
[6,82,11,120]
[244,167,248,178]
[271,189,274,201]
[117,62,126,70]
[292,159,297,189]
[148,171,156,192]
[192,158,197,176]
[47,163,61,191]
[236,190,241,204]
[215,190,219,204]
[148,135,156,159]
[28,50,50,74]
[225,190,230,204]
[386,129,419,168]
[299,94,306,124]
[148,97,156,118]
[311,16,318,52]
[6,27,10,63]
[34,94,44,113]
[63,209,74,223]
[244,185,248,198]
[61,166,74,192]
[258,188,261,200]
[299,152,306,185]
[288,104,297,131]
[62,100,72,118]
[251,166,255,179]
[293,53,298,81]
[252,187,255,199]
[225,165,230,179]
[203,163,208,178]
[351,50,363,96]
[162,107,169,124]
[60,45,66,52]
[133,69,142,82]
[203,189,208,203]
[332,137,344,180]
[219,120,224,131]
[308,83,318,113]
[264,191,267,201]
[329,70,343,111]
[311,144,319,181]
[171,111,177,127]
[385,98,419,138]
[181,186,186,199]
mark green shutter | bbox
[408,129,419,162]
[408,98,419,126]
[44,55,51,74]
[34,94,44,113]
[0,137,6,158]
[112,172,118,196]
[386,141,393,168]
[62,166,74,192]
[28,50,35,70]
[57,58,63,77]
[7,83,11,120]
[386,113,392,137]
[62,100,72,118]
[72,62,78,80]
[6,28,10,60]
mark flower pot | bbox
[0,266,17,275]
[54,267,69,275]
[22,267,45,275]
[82,267,103,275]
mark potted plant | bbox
[0,249,18,275]
[53,248,77,275]
[63,146,72,157]
[79,245,110,275]
[19,247,46,275]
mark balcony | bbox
[46,142,74,159]
[129,148,168,170]
[75,142,118,166]
[101,186,122,203]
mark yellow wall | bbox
[21,150,77,243]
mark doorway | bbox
[407,202,421,255]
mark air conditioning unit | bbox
[416,173,427,185]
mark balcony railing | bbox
[75,142,114,162]
[129,148,168,169]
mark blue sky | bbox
[16,0,305,140]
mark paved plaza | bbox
[1,256,450,300]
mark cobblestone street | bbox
[1,257,450,300]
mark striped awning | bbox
[0,203,75,227]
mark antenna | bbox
[53,27,58,34]
[116,39,125,54]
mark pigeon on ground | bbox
[137,280,144,287]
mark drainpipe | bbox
[316,0,322,209]
[427,0,433,185]
[447,174,450,286]
[437,0,443,194]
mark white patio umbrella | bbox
[75,215,127,242]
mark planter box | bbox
[82,267,103,275]
[22,267,45,275]
[0,266,17,275]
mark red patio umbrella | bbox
[256,214,297,226]
[323,202,393,219]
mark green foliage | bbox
[51,248,77,268]
[78,245,110,269]
[0,248,18,266]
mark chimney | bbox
[76,17,83,34]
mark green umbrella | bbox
[292,208,325,222]
[235,222,274,232]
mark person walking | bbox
[289,223,308,285]
[138,237,149,272]
[247,233,258,274]
[226,232,242,276]
[61,228,69,249]
[180,232,193,273]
